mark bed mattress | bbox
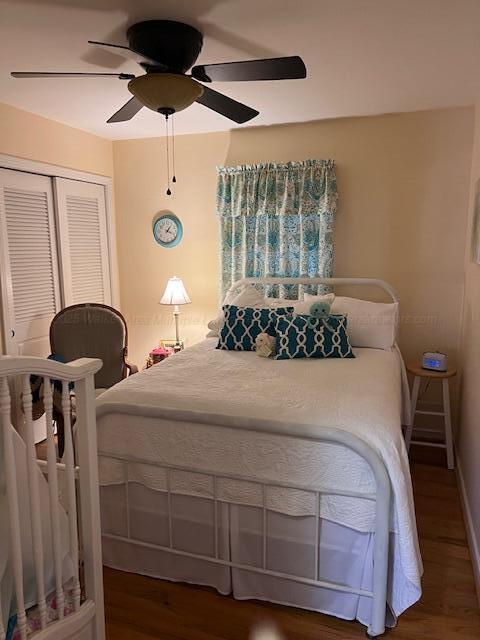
[96,338,422,619]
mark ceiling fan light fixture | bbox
[127,73,204,114]
[12,20,307,126]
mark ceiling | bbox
[1,0,480,140]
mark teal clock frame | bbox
[153,213,183,248]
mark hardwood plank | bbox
[102,453,480,640]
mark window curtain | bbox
[217,159,338,299]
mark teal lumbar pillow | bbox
[217,305,294,351]
[274,309,355,360]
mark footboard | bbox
[0,356,104,640]
[99,410,391,638]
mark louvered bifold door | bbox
[54,178,111,307]
[0,168,61,356]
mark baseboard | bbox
[456,456,480,604]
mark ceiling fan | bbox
[11,20,307,125]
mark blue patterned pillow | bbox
[274,314,355,360]
[217,305,293,351]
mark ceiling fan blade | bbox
[107,96,144,123]
[11,71,135,79]
[191,56,306,83]
[88,40,160,67]
[196,86,258,124]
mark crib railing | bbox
[0,356,104,640]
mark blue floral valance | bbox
[216,159,338,299]
[216,159,337,218]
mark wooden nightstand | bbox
[405,362,457,469]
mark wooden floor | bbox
[103,445,480,640]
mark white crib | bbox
[0,356,105,640]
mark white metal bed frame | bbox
[0,356,105,640]
[99,277,399,638]
[226,276,399,304]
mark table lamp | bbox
[160,276,191,346]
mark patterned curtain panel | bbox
[217,159,338,299]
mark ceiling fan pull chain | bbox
[165,115,171,196]
[172,114,177,184]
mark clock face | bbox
[153,214,183,248]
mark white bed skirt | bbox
[100,483,404,629]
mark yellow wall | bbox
[458,103,480,594]
[0,102,113,177]
[0,102,114,355]
[113,131,230,362]
[113,107,473,369]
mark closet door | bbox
[0,168,62,356]
[54,178,112,306]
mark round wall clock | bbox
[153,213,183,248]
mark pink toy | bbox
[149,345,174,365]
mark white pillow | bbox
[316,295,398,350]
[265,292,334,309]
[206,316,224,335]
[264,297,303,309]
[207,286,267,336]
[227,285,266,307]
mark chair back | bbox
[50,304,129,389]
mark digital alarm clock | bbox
[422,351,448,372]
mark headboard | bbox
[227,277,399,304]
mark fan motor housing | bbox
[127,20,203,73]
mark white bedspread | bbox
[96,339,422,603]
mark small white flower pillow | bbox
[305,294,399,350]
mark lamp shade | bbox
[128,74,204,114]
[160,276,191,305]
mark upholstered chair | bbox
[49,303,138,454]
